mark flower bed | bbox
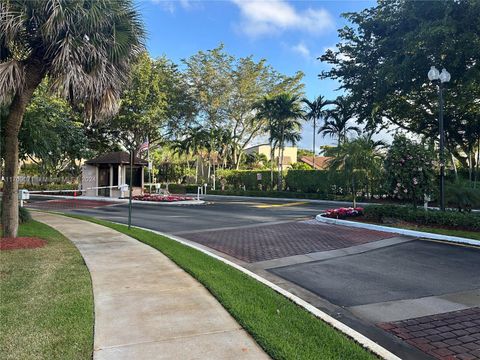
[132,194,193,202]
[321,207,364,219]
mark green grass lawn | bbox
[69,214,376,360]
[0,220,93,360]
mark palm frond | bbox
[0,60,25,104]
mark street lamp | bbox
[428,66,451,211]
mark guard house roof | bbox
[85,151,148,166]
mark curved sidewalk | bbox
[33,212,269,360]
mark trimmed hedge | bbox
[21,183,79,191]
[363,205,480,231]
[204,189,337,200]
[285,170,333,194]
[216,170,281,191]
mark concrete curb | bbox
[127,224,401,360]
[315,214,480,247]
[29,194,205,206]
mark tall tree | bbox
[318,97,361,148]
[269,93,304,189]
[302,95,331,169]
[0,0,144,237]
[109,54,188,151]
[320,0,480,169]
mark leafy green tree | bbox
[320,0,480,170]
[109,53,190,151]
[0,0,144,237]
[302,95,331,169]
[18,81,89,178]
[318,97,360,148]
[385,135,437,208]
[182,45,304,172]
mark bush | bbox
[167,184,186,194]
[22,183,79,191]
[285,170,332,194]
[445,183,480,211]
[216,170,281,191]
[363,205,480,231]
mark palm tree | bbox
[302,95,330,169]
[328,135,385,206]
[0,0,144,237]
[319,97,361,149]
[270,93,304,189]
[254,96,277,189]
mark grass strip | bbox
[68,214,376,360]
[0,220,94,360]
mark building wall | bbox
[81,164,97,197]
[245,145,297,169]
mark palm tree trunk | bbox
[270,141,274,190]
[312,118,316,170]
[277,131,284,190]
[2,67,43,237]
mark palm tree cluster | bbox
[254,93,304,189]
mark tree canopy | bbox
[320,0,480,166]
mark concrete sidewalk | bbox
[33,212,269,360]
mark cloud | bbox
[291,42,310,59]
[151,0,196,13]
[232,0,334,37]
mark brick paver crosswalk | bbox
[378,307,480,359]
[182,220,396,263]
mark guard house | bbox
[81,151,147,198]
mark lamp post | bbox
[428,66,451,211]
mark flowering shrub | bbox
[322,207,364,219]
[132,194,193,202]
[384,135,436,207]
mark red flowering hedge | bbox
[132,194,193,202]
[321,207,364,219]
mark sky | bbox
[138,0,376,151]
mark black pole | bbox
[438,83,445,211]
[128,149,133,229]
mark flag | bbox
[137,139,149,155]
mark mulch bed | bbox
[0,237,47,251]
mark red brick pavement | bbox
[181,220,396,263]
[378,307,480,360]
[28,199,118,210]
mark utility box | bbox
[18,189,29,200]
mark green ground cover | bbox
[71,214,376,360]
[0,220,94,360]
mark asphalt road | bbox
[29,196,338,233]
[271,240,480,307]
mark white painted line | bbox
[127,224,401,360]
[316,214,480,247]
